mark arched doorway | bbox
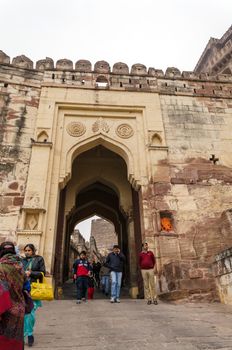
[54,145,143,298]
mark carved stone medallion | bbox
[116,123,134,138]
[92,117,110,133]
[66,122,86,137]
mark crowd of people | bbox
[73,242,158,305]
[0,240,158,349]
[73,244,126,304]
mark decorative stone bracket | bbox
[16,207,46,250]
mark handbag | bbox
[23,289,34,314]
[31,273,54,301]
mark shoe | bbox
[115,298,120,303]
[153,299,158,305]
[147,300,152,305]
[110,297,115,303]
[76,300,81,304]
[28,335,34,347]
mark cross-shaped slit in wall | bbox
[209,154,219,164]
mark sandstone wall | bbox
[1,52,232,300]
[90,218,117,256]
[213,247,232,304]
[154,90,232,300]
[0,65,42,242]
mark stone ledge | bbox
[31,141,53,148]
[16,230,42,236]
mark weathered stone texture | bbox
[154,93,232,299]
[0,67,41,241]
[90,218,117,256]
[213,247,232,304]
[1,43,232,302]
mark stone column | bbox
[17,142,52,255]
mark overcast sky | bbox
[1,0,231,72]
[1,0,231,239]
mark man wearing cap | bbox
[106,245,125,303]
[139,242,158,305]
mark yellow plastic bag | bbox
[31,273,54,301]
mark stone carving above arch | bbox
[94,60,110,73]
[131,63,147,75]
[75,59,92,72]
[92,117,110,133]
[56,59,73,70]
[116,124,134,139]
[66,122,86,137]
[36,57,54,71]
[112,62,129,74]
[12,55,33,69]
[0,50,10,64]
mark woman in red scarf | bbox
[0,241,25,350]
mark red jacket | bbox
[139,251,155,269]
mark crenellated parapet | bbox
[1,50,232,99]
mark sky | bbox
[1,0,231,239]
[1,0,231,72]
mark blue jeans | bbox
[76,276,88,300]
[101,275,110,294]
[110,271,122,299]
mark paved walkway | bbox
[27,298,232,350]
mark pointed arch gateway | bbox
[54,138,143,298]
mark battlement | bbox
[1,50,232,99]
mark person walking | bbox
[139,242,158,305]
[87,273,95,300]
[22,243,46,347]
[99,262,110,296]
[0,241,25,350]
[73,251,92,304]
[106,245,125,303]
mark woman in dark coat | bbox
[22,243,45,347]
[0,241,25,350]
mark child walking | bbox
[73,251,92,304]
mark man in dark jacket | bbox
[139,242,158,305]
[73,251,92,304]
[106,245,125,303]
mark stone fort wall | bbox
[1,51,232,300]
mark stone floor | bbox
[27,297,232,350]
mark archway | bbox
[54,145,143,298]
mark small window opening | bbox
[96,75,108,88]
[160,211,174,232]
[202,85,205,89]
[62,78,65,83]
[139,84,142,88]
[147,80,150,85]
[183,84,186,88]
[120,82,123,87]
[4,83,8,88]
[129,79,131,84]
[72,75,75,81]
[194,88,196,93]
[52,74,55,79]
